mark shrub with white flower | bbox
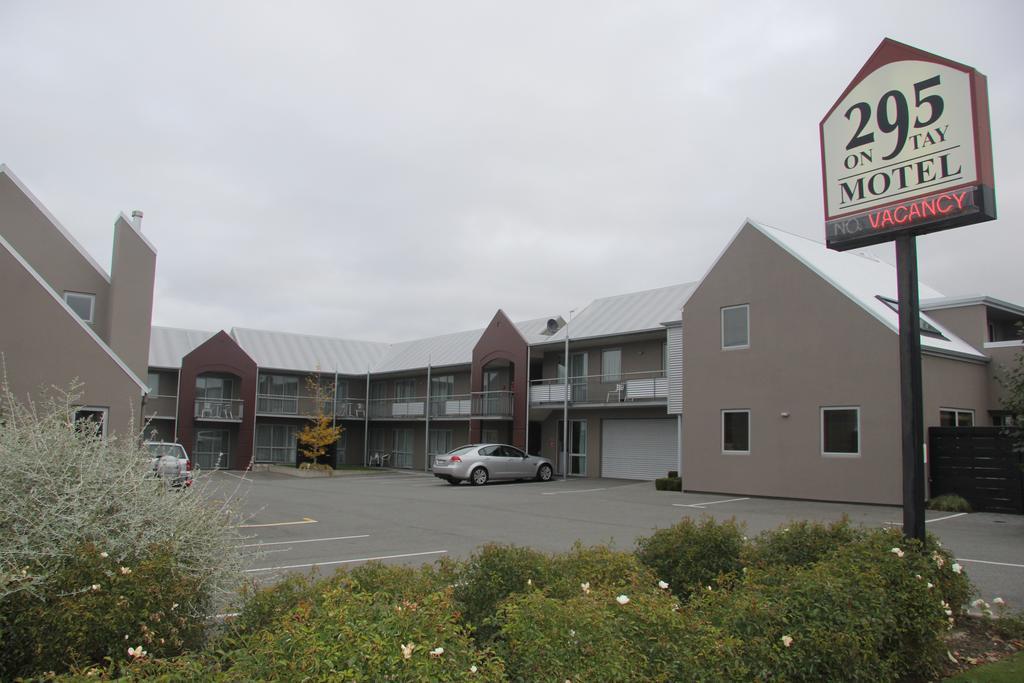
[890,547,905,558]
[616,595,630,605]
[119,566,132,576]
[430,647,444,658]
[993,597,1006,606]
[658,580,669,590]
[580,582,590,595]
[951,562,962,574]
[127,646,146,659]
[401,642,415,660]
[781,635,794,648]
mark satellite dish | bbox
[546,318,560,334]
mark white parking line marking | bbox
[541,488,607,496]
[956,558,1024,569]
[238,517,318,528]
[245,550,448,573]
[882,512,969,527]
[673,497,750,509]
[239,534,370,548]
[220,471,250,480]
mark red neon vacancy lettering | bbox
[868,190,970,230]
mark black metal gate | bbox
[929,427,1022,514]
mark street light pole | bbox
[562,310,573,481]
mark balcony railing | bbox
[145,394,178,418]
[529,370,667,406]
[365,392,513,420]
[194,398,244,421]
[256,394,368,419]
[369,397,427,419]
[430,394,472,418]
[471,391,514,419]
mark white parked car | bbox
[145,442,193,488]
[432,444,554,486]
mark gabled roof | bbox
[0,164,112,283]
[920,295,1024,318]
[149,326,215,369]
[373,328,484,373]
[1,233,148,393]
[230,328,391,375]
[747,220,986,360]
[537,283,695,344]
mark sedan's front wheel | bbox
[536,464,553,482]
[470,467,489,486]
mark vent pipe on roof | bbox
[131,210,144,231]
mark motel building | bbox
[3,164,1021,506]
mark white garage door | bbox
[601,418,678,480]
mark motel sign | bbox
[821,39,995,250]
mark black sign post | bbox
[895,236,926,542]
[820,39,995,542]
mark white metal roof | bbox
[537,283,695,344]
[920,294,1024,318]
[148,326,215,369]
[749,221,986,360]
[230,327,391,375]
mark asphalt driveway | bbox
[201,469,1024,610]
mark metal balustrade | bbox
[471,391,514,418]
[194,398,244,421]
[529,370,667,406]
[144,394,177,418]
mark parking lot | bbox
[203,469,1024,609]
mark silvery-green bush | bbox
[0,383,247,678]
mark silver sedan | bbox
[432,444,554,486]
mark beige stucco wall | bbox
[1,242,144,433]
[680,224,1002,505]
[984,343,1022,412]
[682,224,905,505]
[925,305,988,350]
[108,215,156,381]
[0,170,112,337]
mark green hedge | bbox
[654,476,682,491]
[634,516,746,601]
[48,519,975,682]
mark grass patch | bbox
[945,651,1024,681]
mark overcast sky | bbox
[2,1,1022,342]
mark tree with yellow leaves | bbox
[297,371,343,473]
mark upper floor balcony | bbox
[256,394,367,419]
[529,370,667,406]
[144,394,178,419]
[365,391,514,420]
[194,397,244,422]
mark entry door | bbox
[194,429,230,469]
[557,419,587,476]
[393,428,413,469]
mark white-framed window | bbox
[721,304,749,349]
[940,408,975,427]
[601,349,622,383]
[821,406,860,457]
[64,291,95,324]
[74,406,108,437]
[722,410,750,454]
